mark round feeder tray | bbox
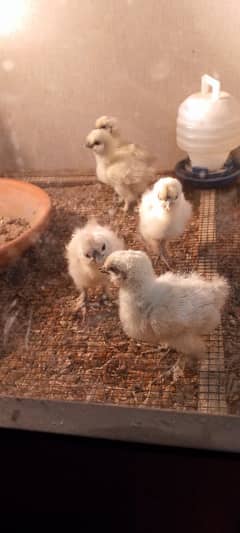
[175,158,240,189]
[0,178,52,268]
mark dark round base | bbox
[175,158,240,189]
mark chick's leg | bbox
[113,186,125,209]
[150,239,171,270]
[123,198,136,213]
[161,353,187,381]
[169,335,206,381]
[115,185,136,212]
[115,196,124,207]
[73,289,87,321]
[100,281,112,303]
[159,240,171,270]
[148,240,160,267]
[170,355,187,381]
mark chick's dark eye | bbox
[86,253,91,258]
[94,140,101,146]
[102,243,106,251]
[109,266,119,274]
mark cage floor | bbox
[0,179,238,415]
[216,186,240,415]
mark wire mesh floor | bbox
[0,178,238,415]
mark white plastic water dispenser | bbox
[176,75,240,172]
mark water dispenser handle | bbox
[201,74,220,100]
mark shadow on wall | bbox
[0,114,27,175]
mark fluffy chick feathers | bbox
[86,128,155,211]
[66,220,125,313]
[104,250,229,359]
[95,115,156,166]
[139,177,192,266]
[139,177,192,242]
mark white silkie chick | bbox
[103,250,229,380]
[139,177,192,269]
[86,128,155,211]
[65,219,125,319]
[95,115,156,166]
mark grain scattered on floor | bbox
[216,185,240,415]
[0,182,200,409]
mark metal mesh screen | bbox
[197,191,227,414]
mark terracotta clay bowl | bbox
[0,178,51,268]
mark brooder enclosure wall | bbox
[0,177,239,420]
[1,0,240,175]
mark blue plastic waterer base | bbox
[175,158,240,189]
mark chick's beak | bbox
[85,140,92,148]
[99,266,108,274]
[95,254,104,265]
[165,200,171,211]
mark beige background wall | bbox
[0,0,239,175]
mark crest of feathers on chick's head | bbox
[95,115,118,136]
[153,177,182,211]
[103,250,155,286]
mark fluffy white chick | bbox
[65,219,124,319]
[95,115,156,166]
[139,177,192,269]
[103,250,229,379]
[86,128,155,211]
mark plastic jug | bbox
[176,75,240,171]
